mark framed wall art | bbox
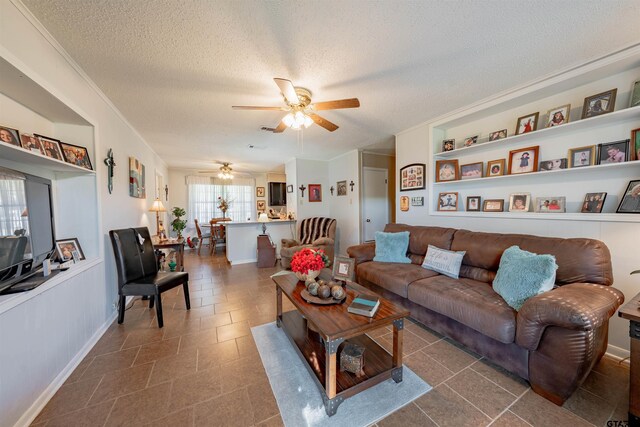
[411,197,424,206]
[545,104,570,127]
[568,145,596,168]
[581,192,607,213]
[332,256,355,282]
[0,125,21,147]
[539,158,567,171]
[435,159,459,182]
[508,193,531,212]
[466,196,481,212]
[463,135,478,147]
[442,139,455,152]
[489,129,507,141]
[597,139,629,164]
[631,127,640,161]
[256,186,265,197]
[400,196,409,211]
[483,199,504,212]
[337,180,347,196]
[460,162,483,180]
[19,134,44,154]
[55,238,85,262]
[129,156,146,198]
[507,146,539,174]
[400,163,425,191]
[487,159,505,176]
[437,192,458,211]
[616,180,640,213]
[582,88,617,119]
[308,184,322,202]
[515,112,539,135]
[630,80,640,108]
[535,197,566,213]
[60,142,93,170]
[36,135,64,161]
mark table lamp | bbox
[149,198,167,236]
[257,212,269,234]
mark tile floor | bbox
[31,251,631,426]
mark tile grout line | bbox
[485,387,533,426]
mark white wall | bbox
[293,159,330,220]
[328,150,360,255]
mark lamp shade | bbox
[257,212,269,223]
[149,198,166,212]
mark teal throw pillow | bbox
[492,245,558,311]
[373,231,411,264]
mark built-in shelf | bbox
[430,211,639,223]
[433,105,640,159]
[0,142,95,174]
[434,159,640,186]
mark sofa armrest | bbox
[312,237,334,246]
[281,239,300,248]
[516,283,624,350]
[347,242,376,265]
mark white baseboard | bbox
[605,344,631,366]
[229,258,257,265]
[14,312,118,427]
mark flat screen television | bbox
[0,166,55,293]
[268,182,286,207]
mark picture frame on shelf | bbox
[437,192,458,211]
[597,139,630,164]
[0,125,21,147]
[257,200,266,212]
[581,192,607,213]
[487,159,505,177]
[332,256,355,282]
[442,139,455,152]
[19,134,44,154]
[581,88,617,119]
[466,196,481,212]
[616,180,640,214]
[460,162,483,180]
[482,199,504,212]
[286,184,293,193]
[60,141,93,170]
[308,184,322,202]
[463,135,478,147]
[535,197,566,213]
[400,196,409,211]
[399,163,425,191]
[337,180,347,196]
[435,159,459,182]
[256,187,265,197]
[568,145,596,168]
[55,238,85,262]
[508,193,531,212]
[630,80,640,108]
[37,135,64,161]
[489,129,507,141]
[515,112,539,135]
[507,146,539,174]
[411,197,424,206]
[632,128,640,161]
[539,158,568,171]
[546,104,571,127]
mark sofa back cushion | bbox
[383,223,456,264]
[451,229,613,286]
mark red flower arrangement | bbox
[290,248,329,275]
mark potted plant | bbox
[290,248,330,286]
[171,207,187,238]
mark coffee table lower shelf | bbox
[278,309,401,415]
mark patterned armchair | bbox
[280,217,336,269]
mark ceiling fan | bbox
[197,162,234,179]
[232,78,360,132]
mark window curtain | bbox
[0,171,28,237]
[186,175,255,224]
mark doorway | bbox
[362,167,389,242]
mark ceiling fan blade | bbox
[274,78,300,105]
[273,120,287,133]
[311,98,360,111]
[232,105,287,111]
[308,113,338,132]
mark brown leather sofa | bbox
[347,223,624,405]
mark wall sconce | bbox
[330,186,335,196]
[299,185,306,197]
[349,181,355,192]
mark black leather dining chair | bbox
[109,227,190,328]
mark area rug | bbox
[251,322,431,427]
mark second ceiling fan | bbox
[232,78,360,132]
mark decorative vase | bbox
[296,269,321,286]
[168,260,177,272]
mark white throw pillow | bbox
[422,244,466,279]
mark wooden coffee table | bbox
[272,270,410,416]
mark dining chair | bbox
[194,219,212,255]
[109,227,190,328]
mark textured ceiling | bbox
[22,0,640,172]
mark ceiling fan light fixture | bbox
[218,163,234,180]
[303,115,313,128]
[282,113,295,127]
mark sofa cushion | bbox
[357,261,439,298]
[408,276,516,343]
[373,231,411,263]
[384,224,457,264]
[422,245,466,279]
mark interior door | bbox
[362,167,388,242]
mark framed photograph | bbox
[630,80,640,108]
[546,104,571,127]
[535,197,566,213]
[36,135,64,161]
[337,180,347,196]
[466,196,481,212]
[400,196,409,212]
[515,112,539,135]
[581,192,607,213]
[483,199,504,212]
[487,159,505,177]
[597,139,630,164]
[437,192,458,211]
[0,125,21,147]
[435,159,459,182]
[568,145,596,168]
[286,184,293,193]
[19,134,44,154]
[256,187,265,197]
[582,88,617,119]
[463,136,478,147]
[60,142,93,170]
[129,156,145,198]
[400,163,425,191]
[617,180,640,213]
[332,256,355,282]
[55,238,85,262]
[508,146,539,174]
[257,200,266,212]
[489,129,507,141]
[631,128,640,161]
[460,162,483,180]
[539,158,568,171]
[411,197,424,206]
[442,139,455,152]
[308,184,322,202]
[508,193,531,212]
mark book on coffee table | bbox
[348,294,380,317]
